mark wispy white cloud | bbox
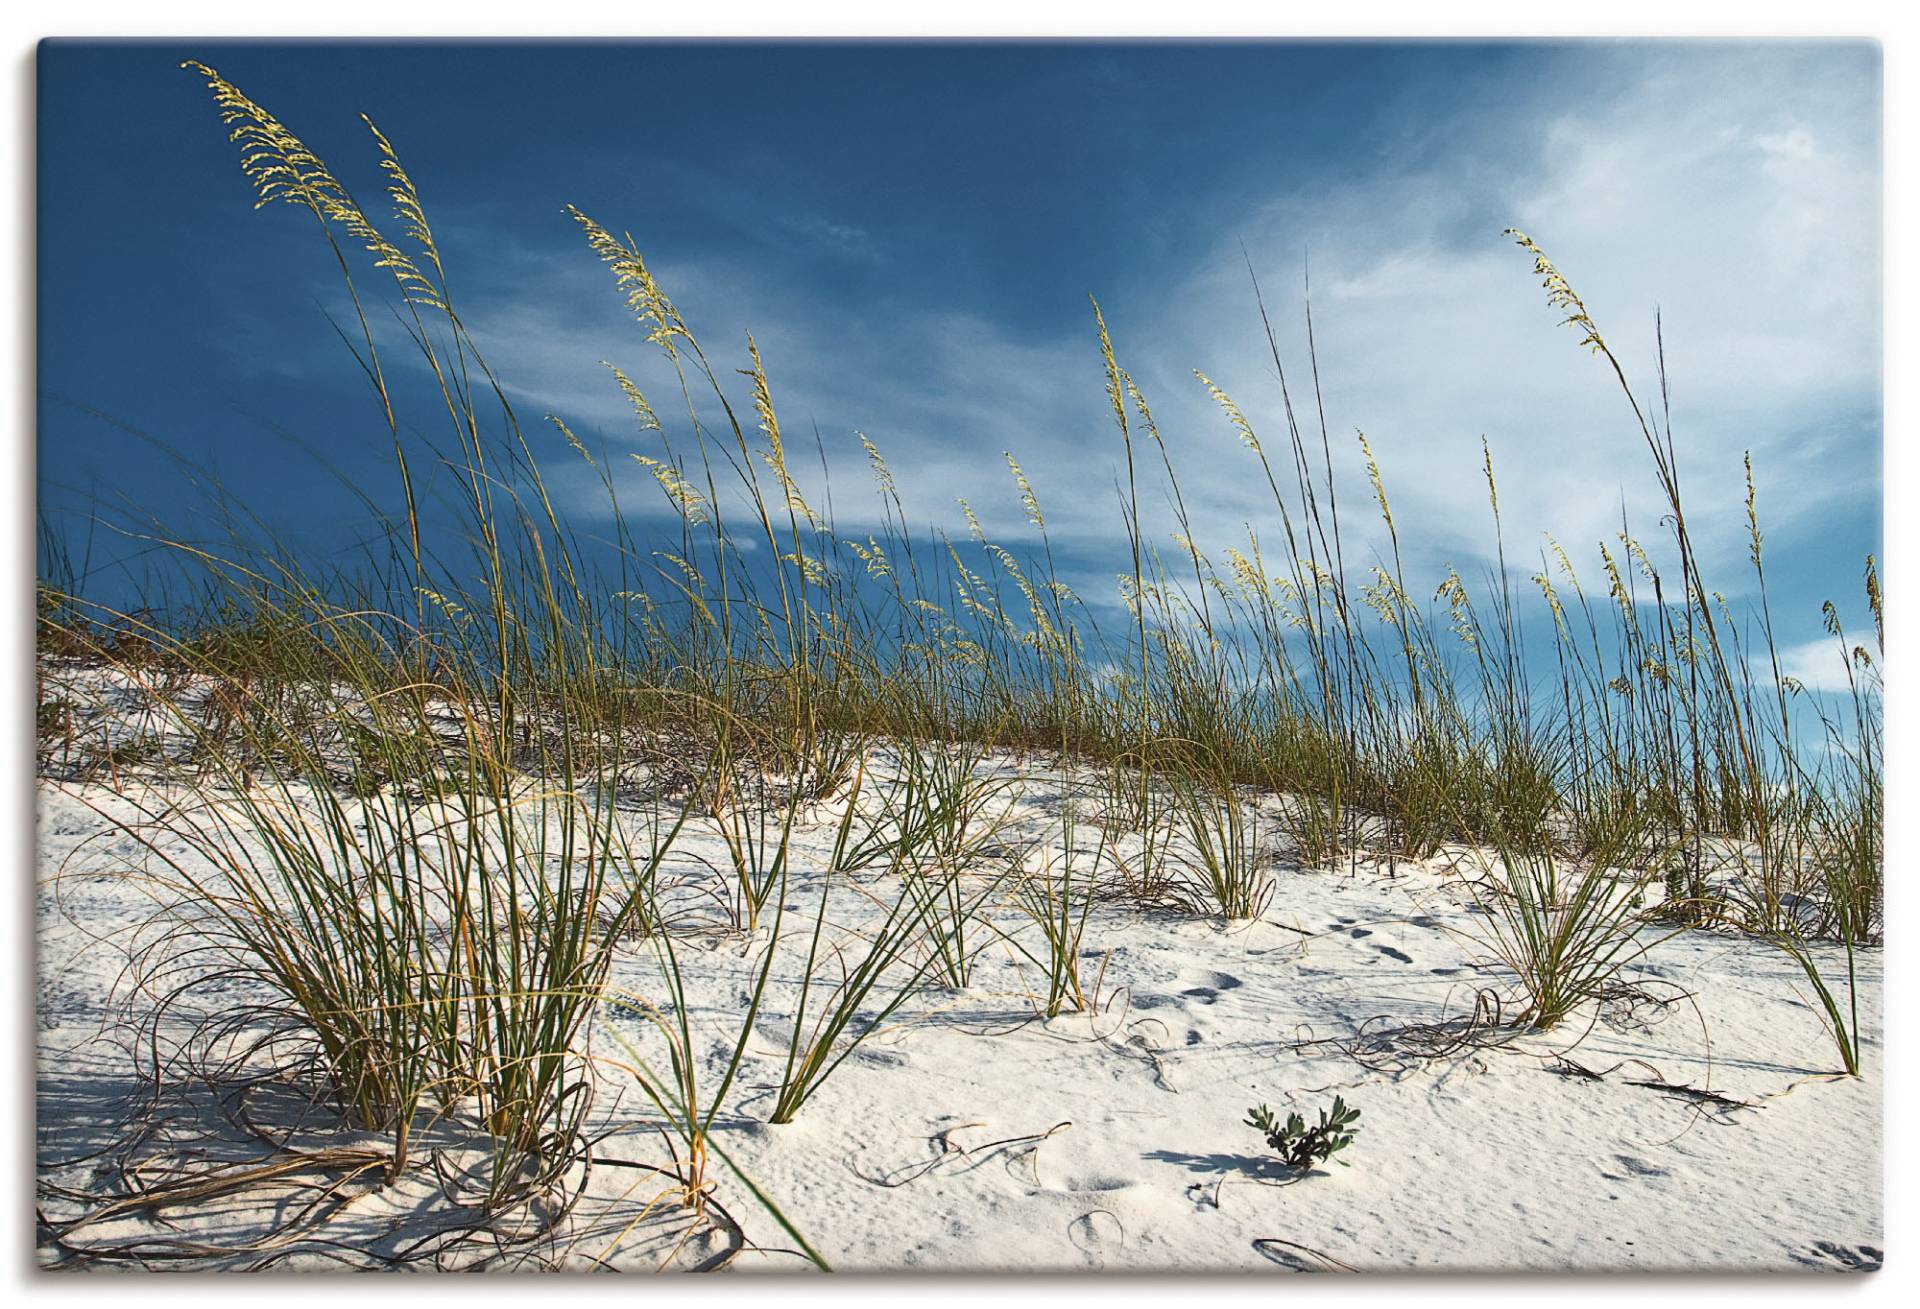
[1145,45,1880,586]
[1766,637,1878,697]
[367,44,1878,633]
[779,214,883,262]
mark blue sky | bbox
[38,40,1882,685]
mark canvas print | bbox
[34,38,1882,1272]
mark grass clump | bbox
[1010,804,1104,1017]
[1466,833,1670,1032]
[1160,747,1270,920]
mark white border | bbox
[0,2,1907,36]
[7,4,1909,1305]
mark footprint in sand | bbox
[1376,944,1414,964]
[1034,1133,1139,1197]
[1600,1154,1671,1182]
[1067,1210,1125,1267]
[1179,970,1244,1005]
[1791,1241,1882,1271]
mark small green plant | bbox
[1246,1096,1361,1170]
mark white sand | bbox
[35,707,1882,1273]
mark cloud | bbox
[1144,44,1880,593]
[1767,637,1877,697]
[1755,126,1818,162]
[352,44,1879,633]
[779,214,883,262]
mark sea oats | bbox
[631,454,709,524]
[601,362,664,434]
[1005,452,1044,530]
[1194,371,1260,454]
[547,415,595,465]
[567,205,688,357]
